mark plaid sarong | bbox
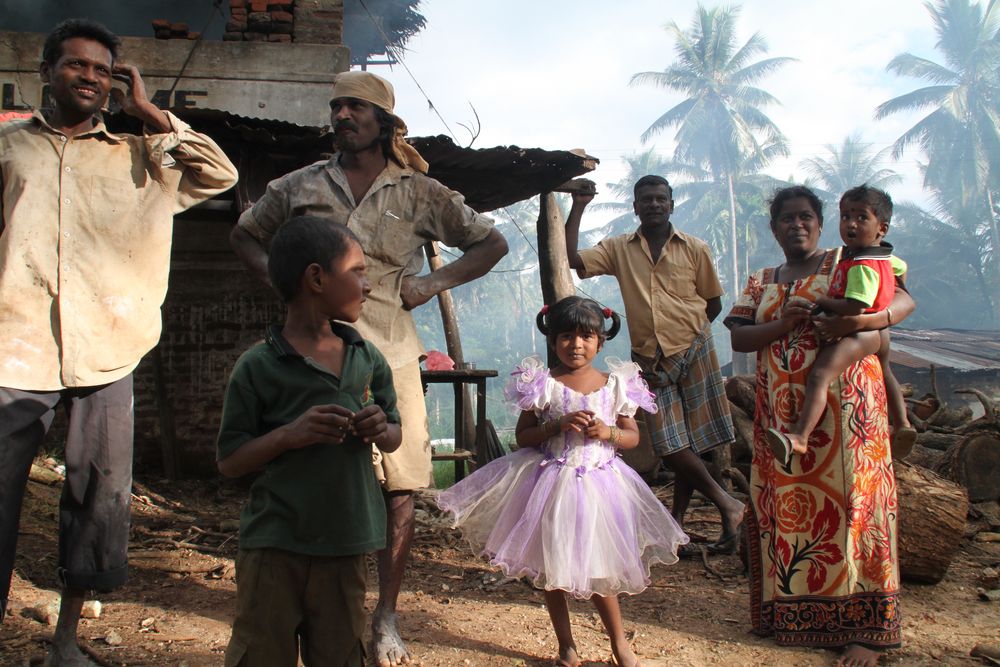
[633,326,734,456]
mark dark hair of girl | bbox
[535,296,620,344]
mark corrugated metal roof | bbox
[106,107,597,212]
[890,328,1000,371]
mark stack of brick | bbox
[224,0,295,43]
[151,19,202,40]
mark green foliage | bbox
[343,0,427,66]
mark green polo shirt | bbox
[217,322,399,556]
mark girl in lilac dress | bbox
[438,297,687,667]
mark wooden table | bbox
[421,368,498,481]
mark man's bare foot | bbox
[556,643,581,667]
[610,642,639,667]
[837,644,880,667]
[44,642,98,666]
[371,609,411,667]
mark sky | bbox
[383,0,941,221]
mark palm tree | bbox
[875,0,1000,287]
[630,4,794,294]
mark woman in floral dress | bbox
[724,186,915,667]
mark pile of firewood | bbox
[724,368,1000,585]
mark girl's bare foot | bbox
[556,644,581,667]
[837,644,880,667]
[611,642,639,667]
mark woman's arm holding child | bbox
[814,283,915,342]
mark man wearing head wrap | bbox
[230,70,508,667]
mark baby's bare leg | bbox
[878,328,916,459]
[790,332,882,451]
[877,329,909,429]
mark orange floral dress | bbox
[725,249,901,649]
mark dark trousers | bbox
[0,376,133,622]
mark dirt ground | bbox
[1,471,998,667]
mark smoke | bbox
[0,0,225,39]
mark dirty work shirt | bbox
[0,110,238,391]
[237,156,495,369]
[578,229,724,360]
[217,322,400,555]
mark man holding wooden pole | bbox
[564,175,744,555]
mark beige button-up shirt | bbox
[579,228,724,359]
[0,111,238,390]
[238,157,495,369]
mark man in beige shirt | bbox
[230,71,507,667]
[565,175,744,557]
[0,19,237,665]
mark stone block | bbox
[268,33,292,42]
[225,20,248,32]
[222,31,245,41]
[271,10,293,22]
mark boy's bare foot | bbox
[44,643,98,666]
[556,644,581,667]
[371,609,411,667]
[837,644,880,666]
[890,426,917,461]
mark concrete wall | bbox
[0,31,349,126]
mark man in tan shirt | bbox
[230,71,507,667]
[565,175,744,556]
[0,19,237,665]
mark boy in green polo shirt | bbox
[216,216,401,667]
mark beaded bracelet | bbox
[609,425,619,445]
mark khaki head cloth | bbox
[331,71,429,174]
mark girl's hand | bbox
[561,410,594,433]
[584,416,611,441]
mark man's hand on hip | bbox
[400,274,436,310]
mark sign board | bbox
[0,32,350,128]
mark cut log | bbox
[937,428,1000,503]
[724,375,756,419]
[729,404,754,463]
[906,444,945,471]
[928,404,973,429]
[895,461,969,584]
[915,432,961,452]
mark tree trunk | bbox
[536,193,575,367]
[986,190,1000,327]
[915,432,961,452]
[936,428,1000,503]
[724,375,756,418]
[424,242,475,450]
[536,193,575,305]
[895,461,969,584]
[726,173,739,296]
[729,404,754,463]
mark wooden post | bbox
[150,345,179,479]
[536,193,575,367]
[536,192,575,305]
[424,242,475,452]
